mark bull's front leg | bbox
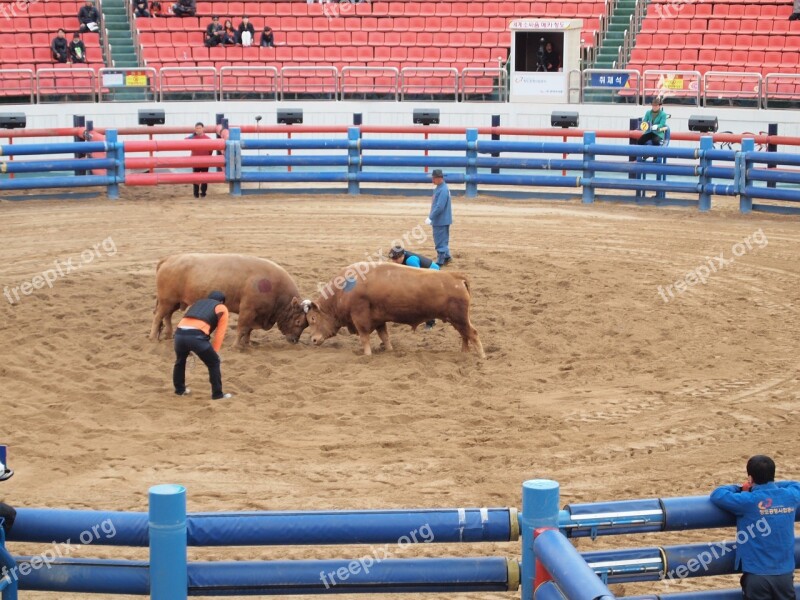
[358,331,373,356]
[376,324,393,351]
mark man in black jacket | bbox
[0,451,16,537]
[133,0,150,17]
[69,32,87,63]
[237,15,255,46]
[204,16,223,47]
[171,0,195,17]
[51,29,68,63]
[77,0,100,33]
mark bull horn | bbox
[301,299,312,313]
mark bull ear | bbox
[291,296,301,307]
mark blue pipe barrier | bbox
[187,557,518,595]
[14,558,149,594]
[0,159,116,173]
[0,175,117,191]
[748,169,800,184]
[242,156,351,167]
[106,129,119,200]
[9,507,518,546]
[227,127,241,196]
[583,132,596,204]
[12,556,517,595]
[521,480,560,600]
[241,139,349,150]
[0,141,110,156]
[0,526,18,600]
[624,586,800,600]
[149,484,187,600]
[536,581,567,600]
[533,529,615,600]
[698,136,713,211]
[739,138,755,213]
[347,126,360,195]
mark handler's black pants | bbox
[173,329,223,399]
[0,502,16,535]
[192,167,208,197]
[741,573,797,600]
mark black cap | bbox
[388,245,404,259]
[431,169,444,178]
[208,290,226,303]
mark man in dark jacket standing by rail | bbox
[186,122,212,198]
[425,169,453,267]
[710,455,800,600]
[0,446,16,537]
[173,291,233,400]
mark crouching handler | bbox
[388,244,438,330]
[173,291,233,400]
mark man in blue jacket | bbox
[710,455,800,600]
[425,169,452,267]
[388,244,438,329]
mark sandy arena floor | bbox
[1,186,799,599]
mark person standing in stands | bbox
[51,29,68,63]
[77,0,100,33]
[259,24,274,47]
[173,291,233,401]
[237,15,255,46]
[790,0,799,20]
[133,0,151,18]
[187,122,212,198]
[710,455,800,600]
[0,452,15,537]
[637,97,668,146]
[204,15,223,47]
[69,32,87,63]
[426,169,453,267]
[543,42,560,72]
[171,0,195,17]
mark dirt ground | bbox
[1,185,799,599]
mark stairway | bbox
[592,0,638,69]
[101,0,149,99]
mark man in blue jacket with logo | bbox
[425,169,452,267]
[710,455,800,600]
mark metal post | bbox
[629,118,639,187]
[148,484,187,600]
[466,128,478,198]
[227,127,241,196]
[582,132,596,204]
[73,115,86,176]
[491,114,500,174]
[347,126,360,196]
[520,479,560,600]
[739,137,754,214]
[105,129,119,200]
[698,136,713,212]
[767,122,777,189]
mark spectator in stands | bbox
[69,32,87,63]
[149,0,162,16]
[638,97,668,146]
[205,15,223,47]
[171,0,195,17]
[543,42,559,72]
[133,0,151,18]
[259,25,274,47]
[78,0,100,33]
[237,15,255,46]
[51,29,69,63]
[790,0,799,20]
[221,19,237,45]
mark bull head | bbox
[281,297,311,344]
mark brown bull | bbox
[149,253,308,348]
[303,262,485,357]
